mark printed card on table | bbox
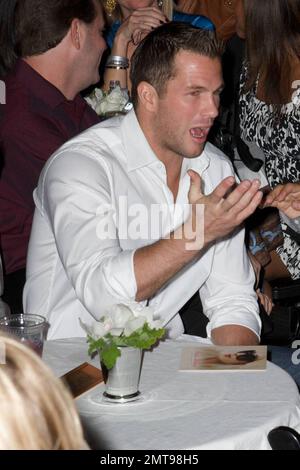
[180,345,267,371]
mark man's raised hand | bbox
[186,170,262,248]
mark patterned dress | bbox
[239,65,300,279]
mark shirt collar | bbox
[184,149,210,175]
[122,110,159,172]
[121,109,210,174]
[12,59,80,109]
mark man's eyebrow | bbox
[186,84,225,92]
[186,85,207,91]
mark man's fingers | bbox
[224,179,260,212]
[235,191,263,222]
[211,176,236,201]
[187,170,203,203]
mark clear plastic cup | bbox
[0,314,48,356]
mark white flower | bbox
[109,328,124,336]
[99,86,128,114]
[129,306,163,330]
[79,303,163,340]
[93,321,109,338]
[83,304,165,369]
[85,88,105,115]
[85,86,129,116]
[123,316,146,336]
[109,304,134,328]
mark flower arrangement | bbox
[85,85,131,117]
[80,304,165,369]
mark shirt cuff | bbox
[206,305,262,341]
[103,249,137,301]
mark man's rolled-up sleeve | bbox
[199,226,261,340]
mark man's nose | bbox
[202,94,219,120]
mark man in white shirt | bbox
[24,23,263,342]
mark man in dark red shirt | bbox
[0,0,106,312]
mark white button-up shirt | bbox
[24,110,261,340]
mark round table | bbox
[43,337,300,450]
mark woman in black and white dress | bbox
[239,0,300,280]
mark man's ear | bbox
[137,81,159,112]
[70,19,81,50]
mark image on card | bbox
[179,345,267,371]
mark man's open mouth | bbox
[190,127,210,139]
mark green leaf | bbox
[123,324,165,349]
[85,324,165,370]
[87,335,106,356]
[100,342,121,370]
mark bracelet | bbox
[105,65,128,70]
[106,54,129,68]
[106,61,129,69]
[108,54,129,63]
[106,60,129,68]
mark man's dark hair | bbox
[0,0,101,77]
[236,350,258,363]
[130,22,224,108]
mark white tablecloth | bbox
[43,337,300,450]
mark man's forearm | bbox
[134,231,199,302]
[211,325,259,346]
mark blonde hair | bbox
[0,335,87,450]
[107,1,174,22]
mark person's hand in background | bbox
[256,288,273,315]
[263,183,300,219]
[248,251,273,315]
[115,7,167,47]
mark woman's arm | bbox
[103,7,168,92]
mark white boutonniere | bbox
[85,85,132,116]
